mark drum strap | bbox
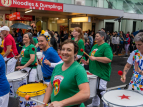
[96,77,105,100]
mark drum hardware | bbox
[17,83,47,107]
[6,71,28,97]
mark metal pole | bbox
[118,20,121,32]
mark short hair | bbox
[61,39,79,54]
[134,32,143,42]
[101,28,105,31]
[96,31,106,41]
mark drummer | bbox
[15,32,37,83]
[121,32,143,94]
[0,54,10,107]
[72,27,85,62]
[81,31,113,107]
[38,35,61,85]
[36,39,90,107]
[0,26,18,74]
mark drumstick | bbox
[118,70,124,80]
[25,95,48,106]
[80,49,90,57]
[10,49,15,57]
[79,55,84,64]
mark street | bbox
[8,56,133,107]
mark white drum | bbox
[87,71,98,98]
[6,71,28,97]
[17,83,47,107]
[102,90,143,107]
[36,52,42,60]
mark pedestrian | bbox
[130,33,135,52]
[85,39,91,60]
[49,31,57,51]
[15,32,37,83]
[121,32,143,94]
[118,34,124,54]
[124,34,130,56]
[81,31,113,107]
[38,35,61,85]
[1,26,18,74]
[36,39,90,107]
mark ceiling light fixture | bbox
[25,10,32,13]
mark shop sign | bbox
[9,12,20,21]
[5,14,33,21]
[0,0,63,12]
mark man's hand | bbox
[135,61,142,75]
[120,75,126,83]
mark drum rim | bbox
[6,71,28,82]
[17,83,47,97]
[103,89,143,107]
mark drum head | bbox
[17,83,47,97]
[6,71,28,82]
[103,90,143,106]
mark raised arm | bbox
[121,63,132,83]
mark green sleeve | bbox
[33,38,38,44]
[75,65,88,85]
[77,39,85,56]
[104,46,113,60]
[29,45,36,55]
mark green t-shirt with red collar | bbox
[89,43,113,81]
[50,61,88,107]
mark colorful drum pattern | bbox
[17,83,47,107]
[6,71,28,97]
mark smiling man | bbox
[121,32,143,94]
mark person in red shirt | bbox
[0,26,18,74]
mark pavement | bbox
[8,56,133,107]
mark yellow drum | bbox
[17,83,47,107]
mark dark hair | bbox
[101,28,105,31]
[48,31,54,37]
[24,32,35,45]
[61,39,79,54]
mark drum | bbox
[17,83,47,107]
[86,71,98,98]
[6,71,28,97]
[36,52,42,59]
[102,90,143,107]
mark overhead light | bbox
[25,10,32,13]
[56,18,59,20]
[72,17,91,22]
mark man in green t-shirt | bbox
[81,31,113,107]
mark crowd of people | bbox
[0,25,143,107]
